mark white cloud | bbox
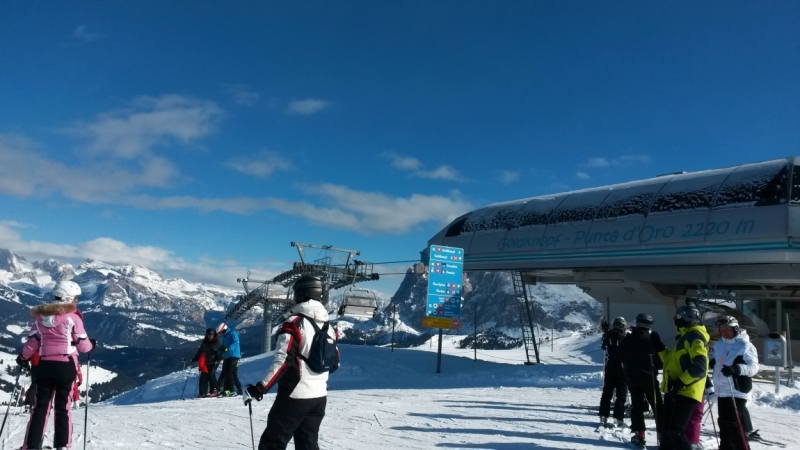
[226,84,259,106]
[66,94,223,159]
[0,135,178,202]
[383,152,423,171]
[618,154,652,164]
[582,154,651,169]
[576,171,591,180]
[126,184,473,235]
[225,150,292,178]
[286,99,330,115]
[296,183,473,234]
[0,221,279,289]
[417,165,460,181]
[74,25,103,42]
[496,170,520,184]
[585,157,611,168]
[381,151,463,181]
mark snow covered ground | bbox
[0,333,798,449]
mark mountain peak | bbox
[0,248,26,273]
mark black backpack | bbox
[298,315,338,373]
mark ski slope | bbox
[1,333,798,449]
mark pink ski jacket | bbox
[21,302,93,363]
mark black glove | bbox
[89,338,97,351]
[221,346,229,353]
[246,383,267,402]
[669,378,686,393]
[721,365,740,377]
[650,331,665,352]
[190,355,199,363]
[15,355,30,370]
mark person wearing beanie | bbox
[192,328,222,398]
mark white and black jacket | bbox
[709,329,759,400]
[260,299,339,399]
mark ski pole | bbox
[0,366,23,437]
[181,366,192,400]
[727,376,750,450]
[248,400,255,450]
[706,397,719,449]
[649,354,660,447]
[84,351,92,450]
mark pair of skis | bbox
[748,430,786,448]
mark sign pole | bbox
[436,328,443,373]
[474,301,477,362]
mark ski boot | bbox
[615,418,624,429]
[630,431,646,449]
[599,416,611,429]
[207,390,218,398]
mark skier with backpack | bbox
[245,275,340,450]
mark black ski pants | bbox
[717,397,752,450]
[24,359,77,450]
[626,374,663,433]
[199,371,218,396]
[222,357,242,394]
[660,393,698,450]
[599,371,627,420]
[259,395,327,450]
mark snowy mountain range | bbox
[0,248,602,400]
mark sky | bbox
[1,2,799,295]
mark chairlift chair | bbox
[338,288,378,319]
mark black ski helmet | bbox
[635,313,654,328]
[292,275,323,302]
[611,317,627,331]
[674,305,700,328]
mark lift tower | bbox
[224,242,380,353]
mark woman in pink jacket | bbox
[16,280,95,450]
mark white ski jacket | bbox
[260,299,339,399]
[710,329,759,400]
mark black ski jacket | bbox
[621,326,665,381]
[601,329,627,375]
[195,337,222,367]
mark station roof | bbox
[428,157,800,271]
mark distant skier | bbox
[598,317,628,429]
[658,305,709,450]
[16,280,96,450]
[620,312,665,448]
[709,316,759,450]
[217,322,243,396]
[192,328,222,398]
[245,275,340,450]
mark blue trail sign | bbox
[425,245,464,329]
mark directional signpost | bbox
[423,245,464,373]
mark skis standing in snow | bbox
[245,275,340,450]
[598,317,629,429]
[621,313,665,448]
[709,316,759,450]
[15,280,96,450]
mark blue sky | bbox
[1,2,799,295]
